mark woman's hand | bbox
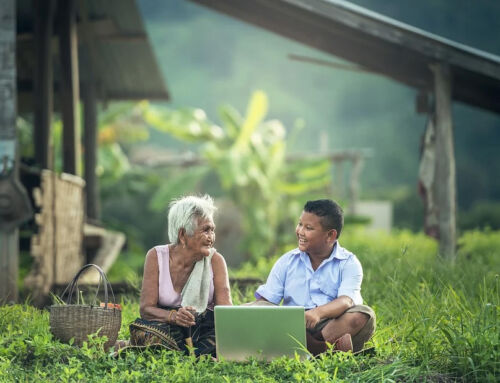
[174,306,196,327]
[305,308,322,329]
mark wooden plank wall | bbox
[25,170,85,304]
[54,173,85,284]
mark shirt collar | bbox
[333,242,350,260]
[297,241,349,264]
[322,242,350,263]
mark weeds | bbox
[1,229,499,382]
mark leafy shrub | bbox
[3,229,499,382]
[139,92,333,262]
[232,228,499,381]
[459,201,500,231]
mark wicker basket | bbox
[49,264,122,350]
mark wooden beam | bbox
[97,33,147,42]
[103,91,170,100]
[83,84,100,221]
[17,31,147,44]
[190,0,500,115]
[0,232,18,302]
[19,16,147,44]
[431,63,456,260]
[0,0,18,303]
[33,0,56,169]
[58,0,81,175]
[133,149,372,168]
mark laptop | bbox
[214,306,307,361]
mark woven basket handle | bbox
[61,264,116,308]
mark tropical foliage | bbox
[92,92,332,261]
[2,229,499,382]
[138,91,332,260]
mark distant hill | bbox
[137,0,500,209]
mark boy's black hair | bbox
[303,199,344,238]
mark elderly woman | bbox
[128,195,232,357]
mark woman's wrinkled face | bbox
[186,217,216,260]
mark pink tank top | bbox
[156,245,215,311]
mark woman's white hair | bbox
[168,194,217,244]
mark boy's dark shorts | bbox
[308,305,376,352]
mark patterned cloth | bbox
[129,308,216,357]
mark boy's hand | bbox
[305,308,322,329]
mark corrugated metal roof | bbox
[16,0,169,110]
[78,0,169,101]
[190,0,500,114]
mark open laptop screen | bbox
[215,306,307,361]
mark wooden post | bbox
[418,114,439,239]
[0,0,18,302]
[334,161,344,200]
[83,84,100,221]
[33,0,55,170]
[348,155,364,216]
[58,0,81,175]
[431,63,456,260]
[0,232,18,302]
[79,0,101,221]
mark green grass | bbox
[1,229,499,382]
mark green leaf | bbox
[234,90,268,151]
[295,160,331,179]
[218,105,243,139]
[148,166,210,211]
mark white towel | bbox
[181,248,215,313]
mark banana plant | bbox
[141,91,332,261]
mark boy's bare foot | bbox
[333,333,353,352]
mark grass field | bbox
[1,229,498,382]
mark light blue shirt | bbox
[255,242,363,308]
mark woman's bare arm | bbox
[212,251,232,306]
[139,248,173,322]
